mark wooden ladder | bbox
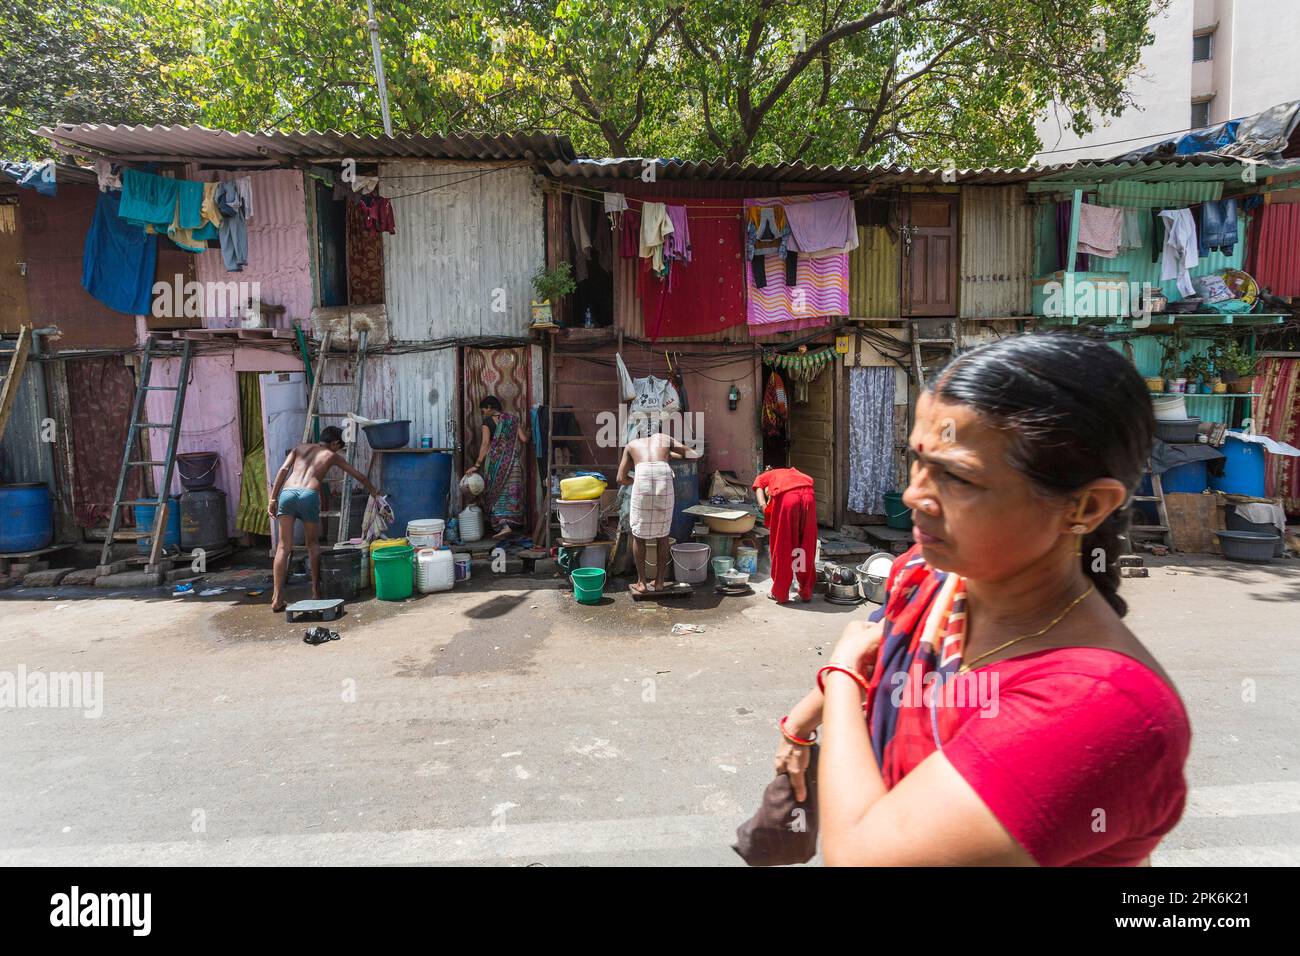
[99,336,194,576]
[544,350,621,548]
[1128,459,1173,551]
[302,329,369,544]
[908,318,959,391]
[0,325,33,445]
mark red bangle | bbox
[817,664,870,697]
[779,716,816,746]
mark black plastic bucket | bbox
[320,547,362,600]
[176,452,220,490]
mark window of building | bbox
[1191,100,1211,130]
[1193,32,1213,62]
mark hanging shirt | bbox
[1158,209,1200,298]
[215,180,249,271]
[638,202,675,273]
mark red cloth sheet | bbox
[637,200,746,340]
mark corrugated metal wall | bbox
[195,169,314,329]
[144,346,304,528]
[960,185,1034,318]
[849,226,900,317]
[0,355,54,486]
[381,162,543,340]
[14,185,138,349]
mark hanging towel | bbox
[215,180,249,271]
[570,194,593,280]
[119,167,180,230]
[603,191,628,232]
[1158,209,1200,298]
[82,189,157,316]
[745,194,847,333]
[783,194,858,253]
[1118,208,1145,251]
[638,202,674,274]
[1075,203,1124,259]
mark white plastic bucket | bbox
[670,542,711,584]
[458,506,484,542]
[1152,395,1188,421]
[555,499,600,541]
[416,547,455,593]
[579,541,610,568]
[408,517,446,550]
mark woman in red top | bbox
[753,467,817,603]
[774,333,1190,865]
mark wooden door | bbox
[902,196,958,316]
[787,368,834,525]
[0,199,31,332]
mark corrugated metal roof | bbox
[36,124,577,163]
[554,154,1300,187]
[548,156,1045,186]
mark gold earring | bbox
[1070,524,1087,534]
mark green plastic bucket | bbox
[373,545,415,601]
[571,567,606,604]
[883,491,912,530]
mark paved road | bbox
[1,554,1296,866]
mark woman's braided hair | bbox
[929,332,1154,616]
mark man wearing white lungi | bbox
[617,432,701,594]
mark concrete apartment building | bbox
[1034,0,1300,163]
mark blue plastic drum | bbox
[0,483,53,553]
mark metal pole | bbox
[366,0,394,137]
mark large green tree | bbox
[0,0,202,159]
[4,0,1163,167]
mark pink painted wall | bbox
[193,169,314,330]
[145,346,303,529]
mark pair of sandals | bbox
[303,627,340,646]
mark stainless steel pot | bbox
[827,580,861,600]
[857,551,895,604]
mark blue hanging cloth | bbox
[82,189,158,316]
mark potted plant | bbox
[530,263,576,329]
[1183,354,1213,394]
[1222,342,1259,393]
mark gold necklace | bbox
[958,584,1095,674]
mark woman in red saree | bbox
[774,333,1190,865]
[465,395,529,539]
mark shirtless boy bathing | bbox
[268,426,381,612]
[616,432,702,595]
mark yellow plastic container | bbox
[370,537,409,571]
[561,475,607,500]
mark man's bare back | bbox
[281,441,346,493]
[618,433,695,478]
